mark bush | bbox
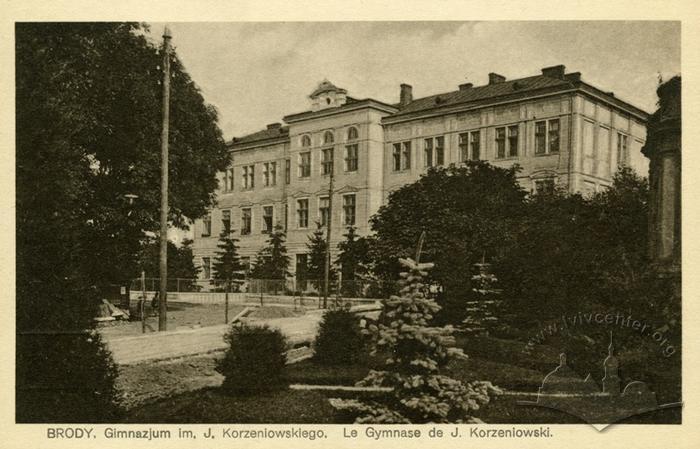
[313,308,364,365]
[216,324,288,395]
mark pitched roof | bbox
[229,125,289,148]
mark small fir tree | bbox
[249,224,291,280]
[330,257,500,423]
[336,226,370,296]
[212,230,244,289]
[306,223,337,290]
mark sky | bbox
[146,21,680,140]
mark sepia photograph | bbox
[12,15,687,440]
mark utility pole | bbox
[158,26,172,331]
[323,168,334,308]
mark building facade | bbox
[192,65,649,281]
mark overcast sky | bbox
[147,21,680,140]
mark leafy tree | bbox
[16,22,227,422]
[336,226,370,296]
[137,237,201,290]
[306,223,337,289]
[330,257,500,423]
[249,225,291,280]
[212,230,244,290]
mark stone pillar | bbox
[642,76,681,288]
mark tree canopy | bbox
[249,225,291,280]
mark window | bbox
[242,165,255,189]
[392,143,402,171]
[322,148,334,175]
[424,138,433,167]
[223,168,234,192]
[299,152,311,177]
[345,144,358,172]
[535,179,555,195]
[241,208,252,235]
[295,254,308,282]
[508,125,519,157]
[202,257,211,279]
[323,130,334,145]
[616,132,629,167]
[297,199,309,228]
[221,210,231,234]
[285,159,291,184]
[496,127,506,159]
[262,206,274,233]
[548,119,560,153]
[402,141,411,170]
[470,131,480,160]
[284,204,289,230]
[301,135,311,147]
[319,196,330,227]
[435,136,445,166]
[347,127,358,141]
[343,194,356,226]
[459,131,480,161]
[536,119,560,155]
[263,162,276,187]
[202,214,212,237]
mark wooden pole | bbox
[323,168,334,308]
[158,26,172,331]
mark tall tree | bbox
[249,225,291,280]
[138,237,201,288]
[336,226,370,296]
[306,223,337,289]
[212,230,245,289]
[16,22,228,422]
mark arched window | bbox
[347,127,358,141]
[324,130,334,145]
[301,135,311,147]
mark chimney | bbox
[459,82,473,91]
[267,123,282,130]
[488,73,506,85]
[400,83,413,106]
[542,65,566,79]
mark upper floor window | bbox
[392,141,411,171]
[299,152,311,178]
[423,137,444,167]
[242,165,255,189]
[347,127,358,141]
[424,138,433,167]
[285,159,291,184]
[262,206,274,233]
[508,125,519,158]
[616,132,629,168]
[323,130,334,145]
[343,194,356,226]
[536,119,560,155]
[319,196,330,227]
[495,127,507,159]
[241,208,252,235]
[392,144,402,171]
[263,161,276,187]
[223,168,234,192]
[345,144,358,172]
[297,199,309,228]
[202,214,212,237]
[459,131,481,162]
[221,209,231,234]
[301,135,312,147]
[322,148,334,175]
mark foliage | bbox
[212,231,245,290]
[249,225,291,280]
[138,238,201,290]
[314,308,365,366]
[305,223,338,289]
[330,258,500,423]
[335,226,371,296]
[216,324,288,395]
[369,162,526,301]
[16,22,227,422]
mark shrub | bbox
[314,308,364,365]
[216,324,288,395]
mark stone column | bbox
[642,76,681,290]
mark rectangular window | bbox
[548,119,560,153]
[223,168,234,192]
[435,136,445,166]
[617,132,629,167]
[392,143,402,171]
[535,179,555,195]
[295,254,308,282]
[343,194,356,226]
[202,214,211,237]
[470,131,480,160]
[297,199,309,228]
[263,163,270,186]
[202,257,211,279]
[424,138,433,167]
[496,127,506,159]
[262,206,273,233]
[221,210,231,234]
[284,204,289,230]
[322,148,334,175]
[345,144,358,172]
[241,208,252,235]
[319,196,330,227]
[458,133,469,162]
[508,125,519,157]
[242,165,255,189]
[402,141,411,170]
[535,121,547,155]
[299,152,311,178]
[285,159,291,184]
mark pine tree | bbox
[306,223,337,290]
[336,226,370,296]
[212,230,244,289]
[250,225,291,280]
[330,257,500,423]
